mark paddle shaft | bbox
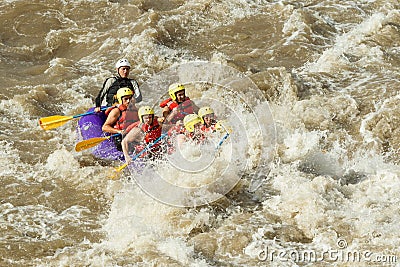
[115,132,168,173]
[73,106,108,118]
[134,133,168,160]
[216,132,230,150]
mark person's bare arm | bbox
[122,127,144,163]
[162,106,170,120]
[121,137,131,163]
[102,109,122,134]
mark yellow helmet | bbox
[168,83,185,101]
[116,87,133,104]
[138,106,155,123]
[183,114,202,133]
[198,106,214,123]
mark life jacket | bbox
[130,118,162,159]
[160,97,195,123]
[124,117,162,151]
[104,77,136,106]
[139,117,162,145]
[105,104,128,130]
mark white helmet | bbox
[115,58,131,69]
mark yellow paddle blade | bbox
[75,136,110,152]
[39,115,73,130]
[109,163,128,180]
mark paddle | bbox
[39,107,107,130]
[215,119,232,150]
[216,132,230,150]
[75,133,121,152]
[110,132,168,179]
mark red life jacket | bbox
[140,117,162,145]
[159,97,174,108]
[105,104,128,130]
[124,117,162,148]
[134,117,162,158]
[160,97,195,124]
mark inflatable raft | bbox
[77,107,125,161]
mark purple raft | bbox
[77,107,125,161]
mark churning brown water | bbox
[1,0,400,266]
